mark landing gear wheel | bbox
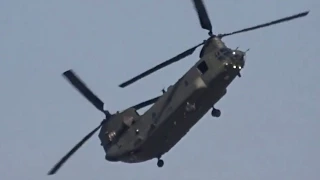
[211,108,221,117]
[157,159,164,167]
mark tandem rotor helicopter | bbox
[48,0,309,175]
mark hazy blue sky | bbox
[1,0,319,180]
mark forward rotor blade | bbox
[220,11,309,38]
[192,0,213,33]
[63,70,104,112]
[131,96,161,110]
[47,122,104,175]
[119,42,205,88]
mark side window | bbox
[218,55,224,61]
[197,60,208,74]
[215,51,224,61]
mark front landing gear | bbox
[211,108,221,117]
[157,156,164,167]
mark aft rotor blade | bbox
[47,122,104,175]
[131,96,161,110]
[220,11,309,38]
[192,0,213,33]
[63,70,104,112]
[119,42,205,88]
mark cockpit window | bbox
[231,50,245,61]
[219,48,232,56]
[216,48,232,60]
[217,48,245,61]
[220,48,228,53]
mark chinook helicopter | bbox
[48,0,309,175]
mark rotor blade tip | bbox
[119,81,132,88]
[119,84,126,88]
[62,69,72,76]
[64,69,73,73]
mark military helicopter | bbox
[48,0,309,175]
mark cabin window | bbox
[197,60,208,74]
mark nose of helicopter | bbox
[224,50,245,70]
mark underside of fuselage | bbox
[102,54,242,164]
[122,68,239,163]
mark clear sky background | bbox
[0,0,319,180]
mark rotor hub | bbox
[104,110,111,118]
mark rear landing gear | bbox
[157,159,164,167]
[211,108,221,117]
[157,156,164,167]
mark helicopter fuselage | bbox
[48,0,308,173]
[101,38,245,163]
